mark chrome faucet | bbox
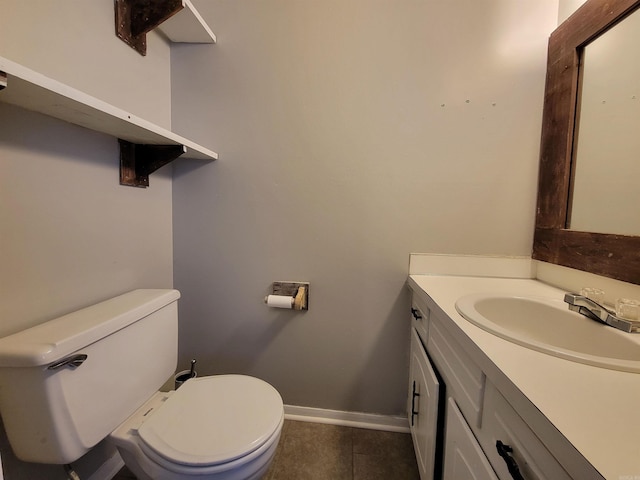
[564,293,640,333]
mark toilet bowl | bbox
[110,375,284,480]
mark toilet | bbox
[0,289,284,480]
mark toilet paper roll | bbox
[265,295,294,309]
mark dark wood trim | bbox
[533,0,640,284]
[0,71,6,90]
[115,0,147,55]
[533,228,640,284]
[115,0,183,56]
[129,0,184,37]
[119,140,185,188]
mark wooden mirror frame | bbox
[533,0,640,285]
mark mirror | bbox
[570,8,640,235]
[533,0,640,284]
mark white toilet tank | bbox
[0,289,180,464]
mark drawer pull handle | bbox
[496,440,525,480]
[411,380,420,426]
[411,308,422,321]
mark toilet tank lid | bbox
[0,289,180,368]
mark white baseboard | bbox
[284,405,410,433]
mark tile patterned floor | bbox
[113,420,419,480]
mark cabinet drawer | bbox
[479,383,572,480]
[444,397,498,480]
[411,294,430,342]
[427,316,485,429]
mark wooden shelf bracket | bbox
[115,0,184,55]
[119,140,185,187]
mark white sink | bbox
[455,294,640,373]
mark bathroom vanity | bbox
[407,271,640,480]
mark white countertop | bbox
[408,274,640,480]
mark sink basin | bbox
[455,294,640,373]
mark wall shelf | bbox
[158,0,216,44]
[116,0,215,55]
[0,56,217,187]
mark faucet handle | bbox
[616,298,640,321]
[580,287,605,304]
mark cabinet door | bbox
[443,397,498,480]
[409,328,440,480]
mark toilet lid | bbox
[138,375,283,467]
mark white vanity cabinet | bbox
[407,291,586,480]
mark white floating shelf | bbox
[158,0,216,44]
[0,55,218,161]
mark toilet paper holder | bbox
[265,282,309,310]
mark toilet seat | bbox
[137,375,284,469]
[137,416,282,477]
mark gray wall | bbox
[0,2,174,338]
[0,1,173,477]
[0,106,174,337]
[558,0,588,23]
[0,0,172,128]
[171,0,558,415]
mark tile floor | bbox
[113,420,420,480]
